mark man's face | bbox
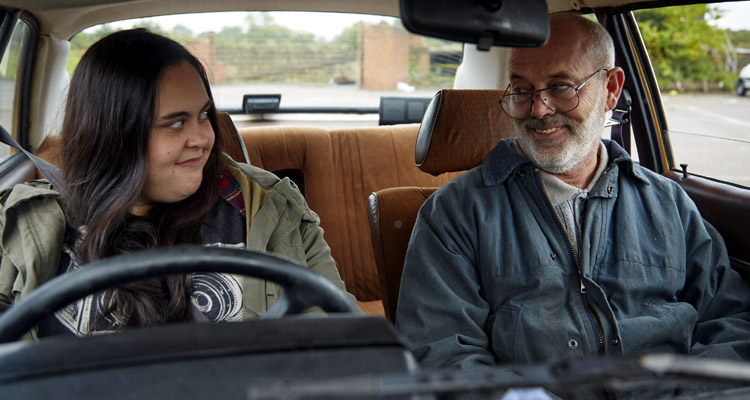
[509,24,610,175]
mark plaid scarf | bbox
[218,167,245,216]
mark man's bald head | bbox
[511,13,615,72]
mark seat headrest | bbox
[415,89,516,176]
[216,111,250,164]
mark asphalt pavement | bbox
[660,93,750,188]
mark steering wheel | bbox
[0,246,359,343]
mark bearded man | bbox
[395,13,750,400]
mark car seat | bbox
[367,89,515,322]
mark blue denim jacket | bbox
[396,139,750,398]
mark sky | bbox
[713,2,750,30]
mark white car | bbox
[738,63,750,96]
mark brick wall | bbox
[185,34,227,84]
[362,25,409,90]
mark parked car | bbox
[0,0,748,398]
[738,63,750,96]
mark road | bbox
[659,93,750,188]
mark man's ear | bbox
[605,67,625,112]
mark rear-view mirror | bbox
[400,0,549,50]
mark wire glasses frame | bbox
[498,67,609,120]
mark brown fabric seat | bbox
[367,89,515,322]
[215,111,250,163]
[241,124,462,312]
[36,134,62,170]
[367,187,437,321]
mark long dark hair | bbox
[60,29,223,328]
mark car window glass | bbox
[68,12,463,118]
[0,19,31,162]
[634,1,750,188]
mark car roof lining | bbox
[12,0,663,39]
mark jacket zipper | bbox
[536,169,615,400]
[536,169,587,293]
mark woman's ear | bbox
[605,67,625,112]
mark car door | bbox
[605,1,750,280]
[0,10,39,189]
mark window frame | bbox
[0,9,39,176]
[606,3,750,273]
[606,10,670,173]
[609,3,750,189]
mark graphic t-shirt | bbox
[37,169,249,337]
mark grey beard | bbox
[513,102,606,174]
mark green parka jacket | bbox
[0,154,356,339]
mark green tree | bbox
[203,13,342,83]
[332,22,363,50]
[171,25,195,42]
[635,4,734,91]
[131,21,166,35]
[67,24,116,73]
[214,26,244,45]
[729,29,750,48]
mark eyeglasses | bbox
[498,68,608,120]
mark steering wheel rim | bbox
[0,246,358,343]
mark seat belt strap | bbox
[0,125,64,194]
[610,109,630,154]
[610,89,632,154]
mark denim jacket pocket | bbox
[490,305,522,364]
[616,301,696,355]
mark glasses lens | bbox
[499,86,582,119]
[547,85,577,99]
[500,94,531,119]
[544,87,580,113]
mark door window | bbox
[634,2,750,188]
[0,19,31,162]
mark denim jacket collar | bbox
[481,138,649,187]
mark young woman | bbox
[0,29,355,338]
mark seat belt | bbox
[0,124,64,195]
[610,88,632,154]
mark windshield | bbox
[68,11,462,115]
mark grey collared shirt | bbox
[513,141,609,253]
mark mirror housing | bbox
[243,94,281,113]
[400,0,549,51]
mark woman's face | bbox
[132,61,215,215]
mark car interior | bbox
[368,88,515,321]
[0,0,749,398]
